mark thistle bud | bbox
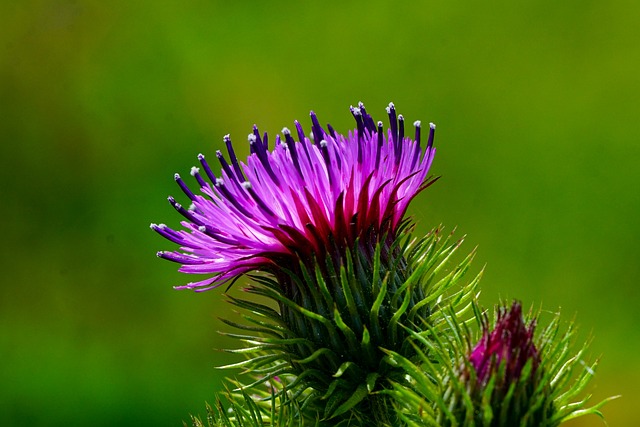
[455,302,553,426]
[470,301,539,385]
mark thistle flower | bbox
[153,103,443,422]
[152,102,436,292]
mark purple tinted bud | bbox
[470,302,540,384]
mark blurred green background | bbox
[1,0,638,425]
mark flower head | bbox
[153,102,436,291]
[470,301,539,384]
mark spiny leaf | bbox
[330,383,370,419]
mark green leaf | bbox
[330,383,370,419]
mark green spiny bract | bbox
[217,226,480,424]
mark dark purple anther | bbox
[386,102,398,146]
[151,223,184,245]
[248,133,258,156]
[216,149,239,185]
[414,120,421,146]
[327,123,337,140]
[294,120,306,143]
[250,125,269,157]
[358,102,376,132]
[223,135,246,182]
[351,106,365,163]
[168,196,203,226]
[191,166,208,189]
[395,114,405,161]
[427,123,436,150]
[175,173,196,201]
[376,121,384,168]
[351,106,365,139]
[197,154,217,184]
[282,127,296,147]
[310,111,325,144]
[252,125,263,147]
[351,106,365,133]
[411,121,422,169]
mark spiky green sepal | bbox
[216,226,479,424]
[183,377,319,427]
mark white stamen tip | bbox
[223,134,231,142]
[241,181,252,189]
[377,121,383,127]
[319,140,328,148]
[174,173,180,180]
[282,127,290,135]
[358,101,364,108]
[398,114,404,121]
[248,134,256,143]
[414,120,421,127]
[353,107,362,116]
[158,223,166,229]
[429,122,436,130]
[388,102,395,109]
[190,166,199,176]
[215,178,224,186]
[197,153,205,160]
[188,203,196,211]
[150,223,157,229]
[198,225,206,232]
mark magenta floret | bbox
[154,103,437,291]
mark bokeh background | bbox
[1,1,638,425]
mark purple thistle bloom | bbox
[469,301,540,385]
[152,102,436,291]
